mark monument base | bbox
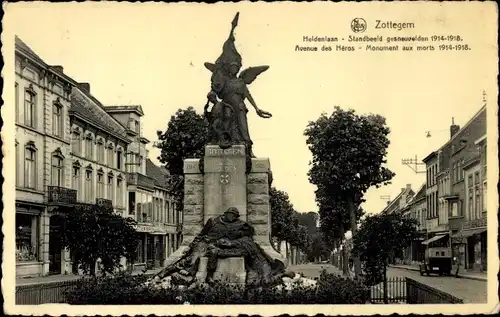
[158,145,287,286]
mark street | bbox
[289,264,487,303]
[386,267,487,303]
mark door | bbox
[49,215,63,274]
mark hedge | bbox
[64,270,370,304]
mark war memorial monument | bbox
[151,13,305,289]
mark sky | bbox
[4,1,497,215]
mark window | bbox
[72,131,81,155]
[51,155,64,186]
[24,89,36,128]
[97,172,104,198]
[52,103,63,137]
[461,159,465,180]
[24,144,36,189]
[97,141,105,162]
[135,120,140,133]
[15,141,20,186]
[16,213,38,262]
[468,188,473,220]
[129,191,136,215]
[117,177,123,207]
[85,168,93,202]
[72,164,81,200]
[15,83,19,122]
[475,185,481,219]
[457,161,462,181]
[117,149,123,170]
[107,145,114,168]
[108,174,114,203]
[482,181,487,212]
[451,202,458,217]
[85,135,93,159]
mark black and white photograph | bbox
[2,1,498,315]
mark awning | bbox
[451,228,486,239]
[422,234,447,245]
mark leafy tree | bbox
[155,107,210,211]
[61,204,139,277]
[297,211,319,236]
[304,107,394,276]
[269,187,296,251]
[352,213,418,303]
[307,233,331,262]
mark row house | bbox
[15,37,182,277]
[380,184,414,215]
[380,184,414,264]
[401,184,427,264]
[421,106,487,272]
[15,36,76,277]
[103,106,183,271]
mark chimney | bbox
[406,184,412,190]
[50,65,64,73]
[450,117,460,138]
[78,83,90,93]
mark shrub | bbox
[65,271,370,304]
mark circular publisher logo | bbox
[351,18,367,33]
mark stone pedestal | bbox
[213,257,246,284]
[204,145,247,221]
[162,145,286,270]
[247,158,287,265]
[195,257,246,284]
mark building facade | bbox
[422,107,487,272]
[15,37,76,277]
[15,37,182,278]
[401,184,427,264]
[104,106,183,271]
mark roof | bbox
[413,183,427,201]
[15,36,76,85]
[146,159,171,189]
[15,36,46,66]
[382,186,415,214]
[104,105,144,116]
[70,88,131,143]
[422,151,437,163]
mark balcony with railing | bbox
[47,186,77,205]
[127,172,155,190]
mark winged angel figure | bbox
[204,12,272,157]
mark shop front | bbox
[16,204,44,277]
[133,223,172,271]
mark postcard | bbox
[2,1,498,316]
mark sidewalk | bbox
[390,264,487,282]
[16,268,163,286]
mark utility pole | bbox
[401,155,426,174]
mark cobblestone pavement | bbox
[386,267,487,303]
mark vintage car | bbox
[419,247,453,276]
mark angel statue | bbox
[204,12,272,158]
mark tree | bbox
[155,107,210,211]
[269,187,295,251]
[61,204,139,277]
[352,213,418,303]
[304,107,395,276]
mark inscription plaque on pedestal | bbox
[204,145,247,222]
